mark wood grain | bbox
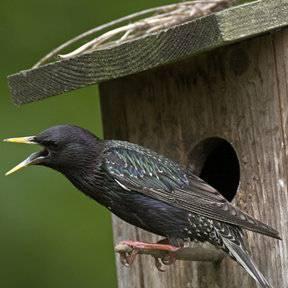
[100,27,288,288]
[8,0,288,105]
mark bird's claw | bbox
[119,248,139,267]
[154,252,177,272]
[154,256,166,272]
[161,253,177,265]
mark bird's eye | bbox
[45,140,58,149]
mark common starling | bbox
[4,125,280,288]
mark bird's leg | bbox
[118,239,180,270]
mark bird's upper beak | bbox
[3,136,45,176]
[3,136,36,145]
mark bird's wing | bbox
[103,143,280,239]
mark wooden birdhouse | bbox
[7,0,288,287]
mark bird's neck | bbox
[62,162,107,206]
[60,142,105,196]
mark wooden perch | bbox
[115,241,225,262]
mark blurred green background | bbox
[0,1,177,287]
[0,1,249,287]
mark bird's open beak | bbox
[3,136,45,176]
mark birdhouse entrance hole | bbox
[189,138,240,202]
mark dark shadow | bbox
[189,138,240,202]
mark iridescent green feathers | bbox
[103,140,280,240]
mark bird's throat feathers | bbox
[58,143,105,193]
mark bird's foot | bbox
[118,240,180,271]
[119,244,139,267]
[154,252,178,272]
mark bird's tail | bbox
[221,235,272,288]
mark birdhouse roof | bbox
[7,0,288,105]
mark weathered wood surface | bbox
[100,28,288,288]
[8,0,288,105]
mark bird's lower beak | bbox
[3,135,44,176]
[5,151,44,176]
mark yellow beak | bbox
[4,135,41,176]
[5,153,38,176]
[3,136,36,144]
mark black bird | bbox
[4,125,280,288]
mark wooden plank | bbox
[8,0,288,105]
[100,28,288,288]
[271,29,288,284]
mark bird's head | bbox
[4,125,100,175]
